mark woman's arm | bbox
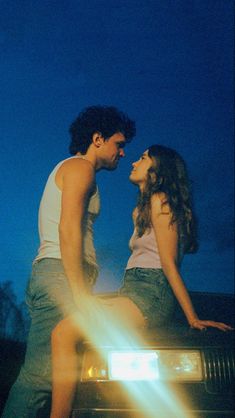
[150,193,232,331]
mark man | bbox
[2,105,136,418]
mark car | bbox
[0,291,234,418]
[71,291,234,418]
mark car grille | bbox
[203,348,235,393]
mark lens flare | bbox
[72,295,194,418]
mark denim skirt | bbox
[119,268,175,328]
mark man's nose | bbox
[119,148,125,157]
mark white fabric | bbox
[126,227,162,269]
[34,156,100,272]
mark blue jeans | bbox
[119,268,175,328]
[1,258,82,418]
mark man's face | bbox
[99,132,126,170]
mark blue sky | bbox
[0,0,234,302]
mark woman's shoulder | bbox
[150,192,167,206]
[150,193,171,215]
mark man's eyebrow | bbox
[118,141,126,148]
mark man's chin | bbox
[104,166,117,171]
[104,161,119,171]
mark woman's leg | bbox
[50,296,145,418]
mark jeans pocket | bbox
[41,276,72,307]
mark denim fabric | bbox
[119,268,175,328]
[2,258,81,418]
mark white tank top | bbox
[126,227,162,270]
[34,156,100,275]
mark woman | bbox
[50,145,232,418]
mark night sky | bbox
[0,0,234,303]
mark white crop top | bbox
[126,227,162,270]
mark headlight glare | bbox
[81,349,203,382]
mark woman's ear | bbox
[148,169,157,185]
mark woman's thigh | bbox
[52,295,146,346]
[120,268,175,328]
[98,296,146,328]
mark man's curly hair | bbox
[69,105,136,155]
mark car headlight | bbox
[81,349,203,382]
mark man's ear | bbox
[92,132,105,148]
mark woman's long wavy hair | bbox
[136,145,198,254]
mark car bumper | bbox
[72,380,234,418]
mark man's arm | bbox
[58,158,95,304]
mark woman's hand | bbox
[190,318,234,332]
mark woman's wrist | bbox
[189,318,200,327]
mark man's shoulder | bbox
[60,157,94,174]
[54,157,95,191]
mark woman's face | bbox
[129,150,153,188]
